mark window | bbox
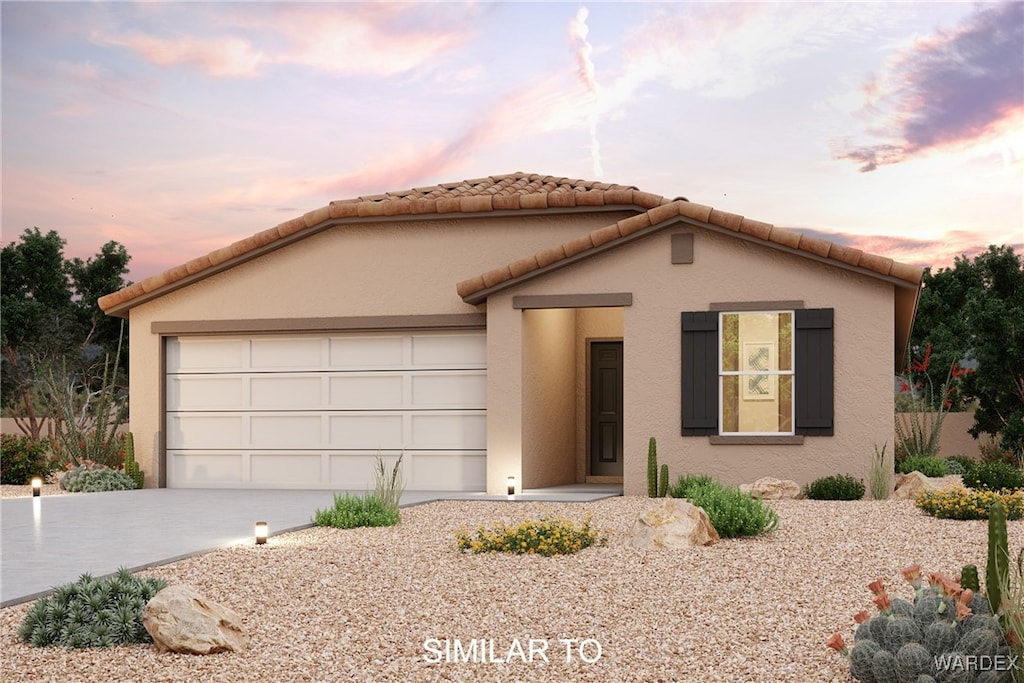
[719,311,793,435]
[681,308,833,437]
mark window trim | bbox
[717,310,796,437]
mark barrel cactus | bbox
[830,566,1017,683]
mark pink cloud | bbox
[97,33,265,78]
[835,1,1024,171]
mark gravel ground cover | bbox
[1,494,1021,683]
[1,484,72,499]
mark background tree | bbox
[908,245,1023,457]
[1,228,131,438]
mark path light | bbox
[255,521,268,545]
[507,476,516,499]
[31,477,42,497]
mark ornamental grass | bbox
[456,515,607,557]
[914,486,1024,521]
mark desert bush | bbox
[59,462,136,492]
[897,455,948,477]
[313,493,399,529]
[979,438,1023,468]
[456,515,606,556]
[803,474,866,501]
[372,452,404,513]
[962,460,1024,492]
[667,473,716,499]
[18,568,166,648]
[942,455,977,476]
[686,481,779,538]
[0,434,57,485]
[915,487,1024,520]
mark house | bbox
[99,173,923,496]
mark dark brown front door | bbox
[590,341,623,476]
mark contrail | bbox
[568,6,603,178]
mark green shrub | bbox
[667,473,716,499]
[18,568,166,648]
[313,493,399,529]
[456,515,607,556]
[0,434,56,485]
[942,455,977,476]
[914,487,1024,520]
[897,455,948,477]
[803,474,866,501]
[962,461,1024,492]
[686,481,779,538]
[59,463,136,492]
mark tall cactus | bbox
[960,564,980,593]
[658,463,669,498]
[647,437,658,498]
[986,499,1008,615]
[122,432,144,490]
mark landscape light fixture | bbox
[255,521,268,545]
[507,476,516,499]
[31,477,42,497]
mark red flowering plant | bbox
[895,343,974,461]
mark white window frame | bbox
[718,310,796,437]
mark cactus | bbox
[914,594,945,628]
[887,617,923,652]
[122,432,144,490]
[895,642,931,683]
[960,565,980,593]
[647,437,658,498]
[923,621,958,656]
[986,500,1008,615]
[851,639,882,682]
[955,627,999,658]
[658,464,669,498]
[872,649,899,683]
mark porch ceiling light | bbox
[255,521,268,545]
[31,477,42,497]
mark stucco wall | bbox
[123,211,634,487]
[489,226,899,495]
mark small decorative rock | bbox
[626,499,719,549]
[891,471,942,500]
[143,584,249,654]
[739,477,804,500]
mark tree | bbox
[1,228,131,439]
[909,245,1024,457]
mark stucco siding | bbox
[492,227,896,495]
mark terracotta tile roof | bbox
[456,198,925,304]
[98,172,659,315]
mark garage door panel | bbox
[329,375,404,408]
[409,451,486,490]
[168,414,245,449]
[409,413,486,449]
[251,337,324,369]
[168,376,244,409]
[328,452,395,488]
[328,414,404,448]
[250,415,323,448]
[330,336,404,368]
[167,338,247,372]
[251,453,322,484]
[251,376,323,408]
[171,452,243,485]
[411,372,486,408]
[411,334,486,367]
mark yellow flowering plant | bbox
[455,514,607,557]
[915,487,1024,520]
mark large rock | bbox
[891,471,942,500]
[739,477,803,500]
[626,499,720,549]
[143,584,248,654]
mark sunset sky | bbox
[2,1,1022,283]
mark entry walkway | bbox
[0,485,621,607]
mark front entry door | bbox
[590,341,623,477]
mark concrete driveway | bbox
[0,485,621,606]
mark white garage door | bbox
[165,331,486,490]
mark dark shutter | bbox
[681,311,718,435]
[795,308,834,436]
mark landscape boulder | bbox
[891,471,942,501]
[739,477,803,500]
[143,584,248,654]
[626,498,719,549]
